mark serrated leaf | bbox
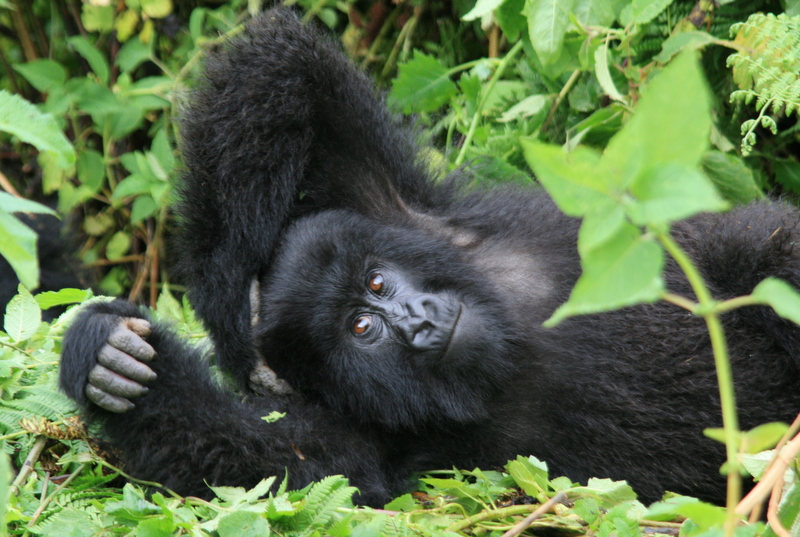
[463,0,507,21]
[0,90,75,169]
[521,139,608,216]
[762,481,800,537]
[35,288,93,310]
[741,422,789,454]
[13,60,67,93]
[701,151,764,204]
[750,278,800,325]
[4,286,41,342]
[600,51,710,188]
[217,511,268,537]
[506,455,549,497]
[631,0,674,24]
[390,53,458,114]
[654,31,717,63]
[68,36,110,85]
[545,223,664,326]
[627,164,728,225]
[527,0,579,66]
[0,212,39,290]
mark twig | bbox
[543,69,581,133]
[82,254,145,268]
[28,464,85,526]
[10,436,47,496]
[736,423,800,518]
[500,492,566,537]
[0,170,23,198]
[767,476,790,537]
[447,503,559,533]
[11,0,38,63]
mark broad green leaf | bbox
[114,9,140,42]
[0,212,39,290]
[77,149,105,193]
[131,195,158,223]
[574,0,626,29]
[81,4,115,32]
[106,231,132,260]
[496,0,527,40]
[117,38,152,73]
[390,53,458,114]
[545,223,664,326]
[741,422,789,454]
[141,0,173,18]
[35,288,93,310]
[499,94,550,122]
[600,51,710,188]
[68,36,110,85]
[0,90,75,169]
[4,286,41,342]
[0,192,57,216]
[506,455,549,497]
[112,174,156,201]
[774,159,800,195]
[217,511,268,537]
[631,0,674,24]
[594,42,625,102]
[569,478,638,507]
[701,151,764,204]
[526,0,579,66]
[150,128,176,176]
[384,493,416,512]
[463,0,507,21]
[750,278,800,325]
[13,60,67,92]
[627,164,728,226]
[578,201,625,254]
[521,139,607,216]
[654,31,717,63]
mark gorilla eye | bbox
[353,314,373,335]
[368,273,385,293]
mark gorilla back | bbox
[59,8,800,507]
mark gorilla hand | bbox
[85,318,157,413]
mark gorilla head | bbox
[255,211,515,428]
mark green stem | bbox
[455,40,524,167]
[659,233,740,537]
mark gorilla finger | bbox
[88,364,150,398]
[85,384,135,413]
[124,317,152,338]
[108,324,156,361]
[98,344,157,384]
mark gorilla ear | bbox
[172,8,438,384]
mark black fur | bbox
[59,9,800,507]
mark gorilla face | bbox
[254,211,515,429]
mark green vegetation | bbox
[1,0,799,535]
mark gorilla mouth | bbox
[441,304,462,362]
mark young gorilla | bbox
[60,8,800,507]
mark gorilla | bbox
[59,8,800,507]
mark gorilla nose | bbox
[397,294,456,352]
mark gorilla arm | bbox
[59,300,394,504]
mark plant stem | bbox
[455,40,524,167]
[658,233,741,537]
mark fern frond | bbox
[727,13,800,154]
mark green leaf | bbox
[750,278,800,325]
[68,36,110,85]
[106,231,132,260]
[578,201,625,254]
[13,60,67,92]
[654,31,717,63]
[261,411,286,423]
[496,0,527,41]
[701,151,764,204]
[131,196,158,223]
[594,42,625,102]
[116,38,152,73]
[0,452,9,537]
[136,517,176,537]
[463,0,507,21]
[631,0,675,24]
[600,51,710,188]
[35,288,93,310]
[390,53,458,114]
[4,286,41,342]
[0,192,57,216]
[545,223,664,326]
[216,511,268,537]
[627,164,728,226]
[0,90,75,169]
[774,159,800,195]
[141,0,173,18]
[526,0,579,66]
[574,0,625,29]
[506,455,549,497]
[521,139,607,216]
[383,493,417,512]
[569,478,638,507]
[77,149,106,193]
[0,212,39,290]
[741,422,789,454]
[81,4,115,32]
[762,481,800,537]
